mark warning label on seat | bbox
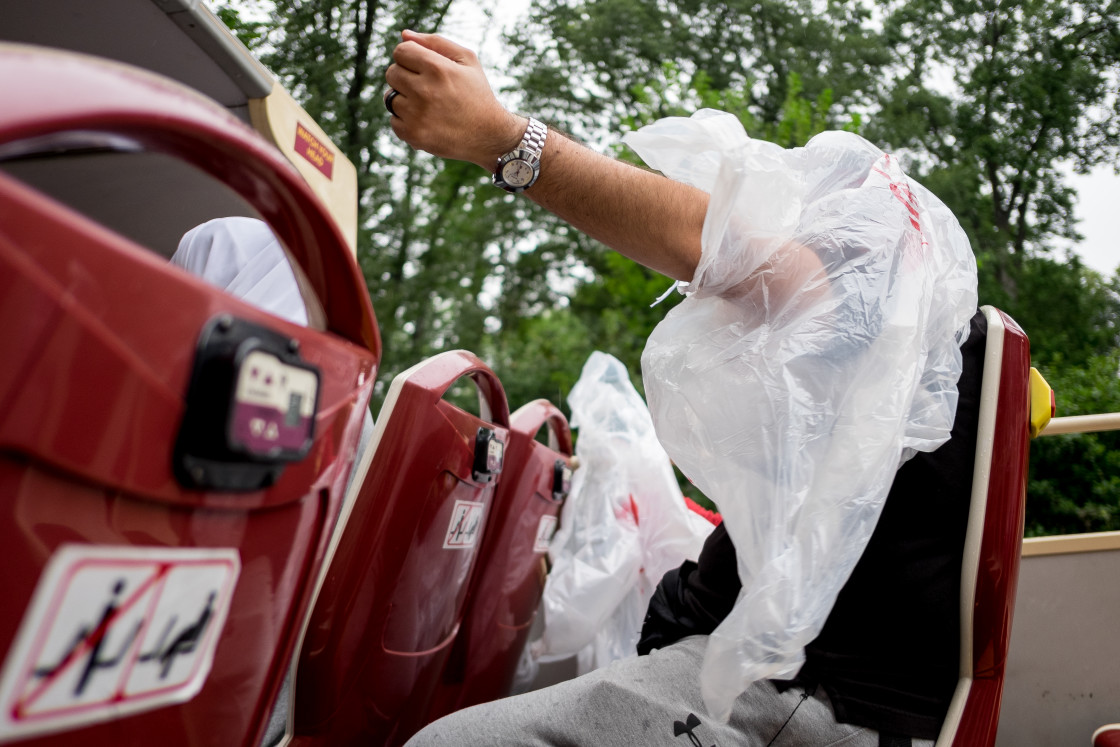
[0,545,240,743]
[443,499,485,549]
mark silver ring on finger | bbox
[385,88,400,117]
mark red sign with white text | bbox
[294,123,335,179]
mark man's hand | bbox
[385,30,524,171]
[384,30,707,283]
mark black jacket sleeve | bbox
[637,522,742,655]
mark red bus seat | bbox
[426,399,575,724]
[1095,724,1120,747]
[937,306,1034,746]
[291,351,510,747]
[0,46,379,746]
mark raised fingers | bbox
[400,29,478,66]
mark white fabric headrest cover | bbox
[171,217,309,327]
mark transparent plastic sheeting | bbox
[624,111,978,720]
[537,352,714,674]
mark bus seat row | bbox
[289,351,573,747]
[0,44,572,747]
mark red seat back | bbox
[0,46,378,746]
[938,306,1032,746]
[426,399,574,722]
[292,351,510,747]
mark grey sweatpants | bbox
[404,636,935,746]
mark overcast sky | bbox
[441,0,1119,278]
[1067,169,1120,276]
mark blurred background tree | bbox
[218,0,1120,534]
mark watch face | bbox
[501,158,535,188]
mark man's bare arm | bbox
[385,30,707,283]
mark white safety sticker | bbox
[533,515,558,554]
[0,545,240,743]
[443,499,485,549]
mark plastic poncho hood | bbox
[624,111,978,719]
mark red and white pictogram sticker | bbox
[443,500,485,549]
[0,545,240,743]
[533,515,558,554]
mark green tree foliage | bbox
[1029,350,1120,535]
[218,0,1120,534]
[213,4,265,47]
[512,0,887,137]
[867,0,1120,534]
[1024,265,1120,535]
[997,255,1120,367]
[221,0,571,410]
[871,0,1120,301]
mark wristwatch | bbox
[493,117,548,193]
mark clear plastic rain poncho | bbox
[537,352,714,673]
[623,111,978,720]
